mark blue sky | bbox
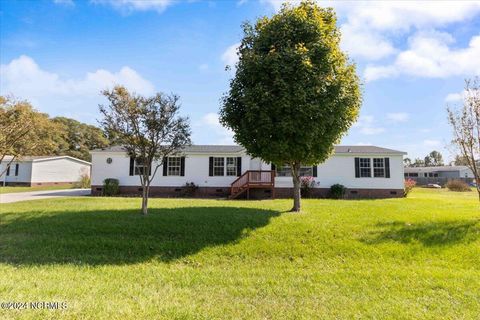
[1,0,480,162]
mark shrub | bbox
[329,184,346,199]
[300,176,316,198]
[404,179,416,197]
[74,173,91,189]
[103,178,120,196]
[446,179,471,192]
[182,182,198,197]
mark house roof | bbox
[404,166,470,173]
[91,145,406,155]
[2,155,91,165]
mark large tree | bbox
[0,96,57,177]
[424,150,444,167]
[220,1,361,211]
[447,77,480,200]
[100,86,191,215]
[52,117,109,161]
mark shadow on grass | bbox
[0,206,279,266]
[361,220,480,247]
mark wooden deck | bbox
[230,170,275,199]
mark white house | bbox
[405,166,474,179]
[90,145,406,199]
[0,156,91,186]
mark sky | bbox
[1,0,480,162]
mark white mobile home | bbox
[90,145,406,199]
[0,156,91,186]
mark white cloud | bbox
[352,115,385,135]
[0,55,155,122]
[387,112,409,123]
[198,63,209,71]
[340,23,396,60]
[221,43,240,67]
[365,31,480,81]
[423,139,441,147]
[445,92,463,102]
[91,0,173,13]
[197,113,234,144]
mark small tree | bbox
[0,96,57,178]
[447,77,480,200]
[220,1,361,211]
[100,86,191,215]
[403,157,412,167]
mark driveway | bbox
[0,188,91,204]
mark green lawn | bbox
[0,185,76,194]
[0,188,478,319]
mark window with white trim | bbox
[167,157,181,176]
[226,157,237,176]
[134,158,147,175]
[373,158,385,178]
[276,165,313,177]
[213,157,224,176]
[359,158,371,177]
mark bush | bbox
[103,178,120,196]
[74,173,91,189]
[446,179,471,192]
[300,176,316,198]
[404,179,416,197]
[329,184,346,199]
[182,182,198,197]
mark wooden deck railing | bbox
[230,170,275,197]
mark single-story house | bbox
[404,165,474,185]
[0,156,91,186]
[90,145,406,199]
[404,166,474,179]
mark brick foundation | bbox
[5,181,76,187]
[91,185,403,199]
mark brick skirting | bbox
[91,185,403,199]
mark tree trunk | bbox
[141,179,150,215]
[291,163,301,212]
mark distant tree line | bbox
[1,95,110,171]
[403,150,444,167]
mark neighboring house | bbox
[90,145,406,199]
[0,156,91,186]
[404,166,474,185]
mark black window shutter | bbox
[385,157,390,178]
[209,157,213,176]
[6,165,10,176]
[163,157,168,176]
[129,157,134,176]
[236,157,242,176]
[149,160,152,176]
[312,165,317,177]
[180,157,185,176]
[271,163,276,171]
[354,158,360,178]
[15,164,19,176]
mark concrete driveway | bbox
[0,188,91,204]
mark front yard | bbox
[0,188,478,319]
[0,185,75,194]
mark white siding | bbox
[0,162,33,183]
[31,159,91,183]
[91,153,252,187]
[91,152,404,189]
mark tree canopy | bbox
[220,0,361,211]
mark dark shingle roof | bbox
[91,145,405,155]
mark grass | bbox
[0,188,478,319]
[0,185,76,194]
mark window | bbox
[226,157,237,176]
[6,165,10,176]
[373,158,385,177]
[276,165,313,177]
[359,158,371,177]
[134,158,148,175]
[167,157,181,176]
[213,157,224,176]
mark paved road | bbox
[0,188,91,204]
